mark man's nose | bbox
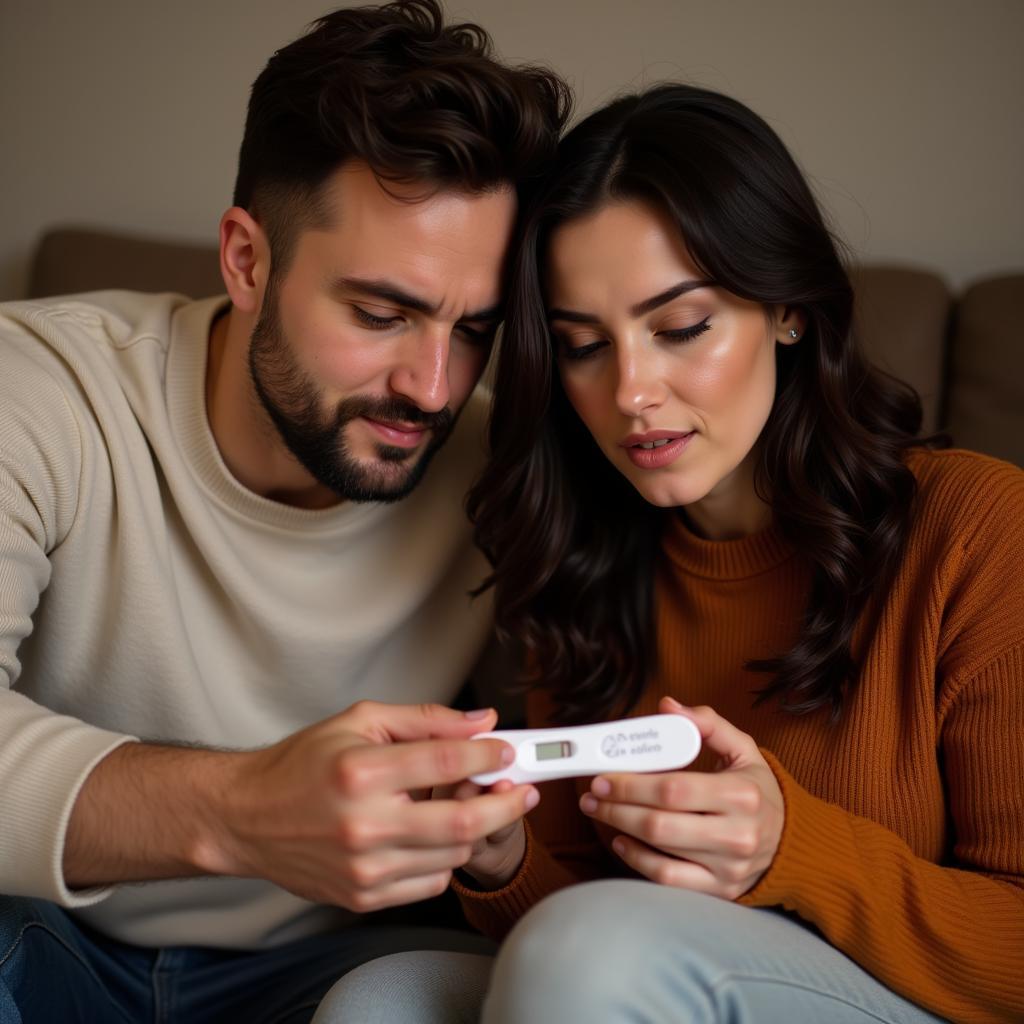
[389,327,450,414]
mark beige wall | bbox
[1,0,1021,300]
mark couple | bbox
[0,2,1020,1023]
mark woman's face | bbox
[546,199,800,531]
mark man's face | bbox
[249,161,516,503]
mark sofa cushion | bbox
[947,274,1024,467]
[28,227,222,301]
[850,265,952,434]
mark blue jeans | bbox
[0,895,493,1024]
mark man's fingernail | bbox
[524,787,540,810]
[500,744,516,765]
[580,794,598,813]
[591,777,610,797]
[464,708,493,721]
[664,697,684,711]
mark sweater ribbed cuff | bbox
[737,747,853,916]
[453,821,574,938]
[0,694,138,908]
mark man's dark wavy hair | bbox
[469,84,947,725]
[232,0,571,272]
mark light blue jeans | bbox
[315,880,951,1023]
[0,894,492,1023]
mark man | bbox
[0,2,569,1019]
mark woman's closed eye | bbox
[557,315,713,362]
[657,316,712,342]
[455,323,496,346]
[558,335,607,361]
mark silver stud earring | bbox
[789,328,799,339]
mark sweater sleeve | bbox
[742,726,1024,1024]
[740,462,1024,1024]
[453,690,620,939]
[453,778,622,940]
[0,331,135,907]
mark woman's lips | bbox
[363,417,427,449]
[621,431,695,469]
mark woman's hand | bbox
[432,778,537,890]
[579,696,784,900]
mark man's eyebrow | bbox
[548,279,713,323]
[333,276,502,323]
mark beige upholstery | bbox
[851,265,953,434]
[947,275,1024,467]
[29,227,223,302]
[24,225,1024,467]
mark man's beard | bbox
[247,285,456,504]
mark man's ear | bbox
[219,207,270,315]
[775,305,807,346]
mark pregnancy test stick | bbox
[470,713,701,786]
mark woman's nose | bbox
[614,349,665,418]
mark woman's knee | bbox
[484,881,681,1018]
[500,880,655,969]
[482,880,770,1023]
[311,950,493,1024]
[494,879,729,974]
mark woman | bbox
[316,86,1023,1023]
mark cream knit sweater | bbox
[0,291,492,948]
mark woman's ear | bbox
[775,305,807,346]
[218,207,270,314]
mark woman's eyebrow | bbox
[548,279,712,323]
[631,280,712,316]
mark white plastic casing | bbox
[470,713,702,786]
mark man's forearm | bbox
[60,703,534,914]
[63,741,248,889]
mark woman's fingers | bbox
[581,792,730,855]
[610,835,718,893]
[589,769,734,813]
[610,835,755,900]
[659,698,760,768]
[610,835,757,901]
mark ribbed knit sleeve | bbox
[731,456,1024,1024]
[0,329,135,907]
[742,718,1024,1023]
[737,460,1024,1022]
[454,691,620,939]
[452,818,583,939]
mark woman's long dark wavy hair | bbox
[468,84,946,725]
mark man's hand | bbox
[202,701,538,910]
[64,701,537,913]
[578,696,784,900]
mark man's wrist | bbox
[63,741,252,888]
[182,746,259,878]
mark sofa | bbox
[26,225,1023,469]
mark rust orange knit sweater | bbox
[455,448,1024,1023]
